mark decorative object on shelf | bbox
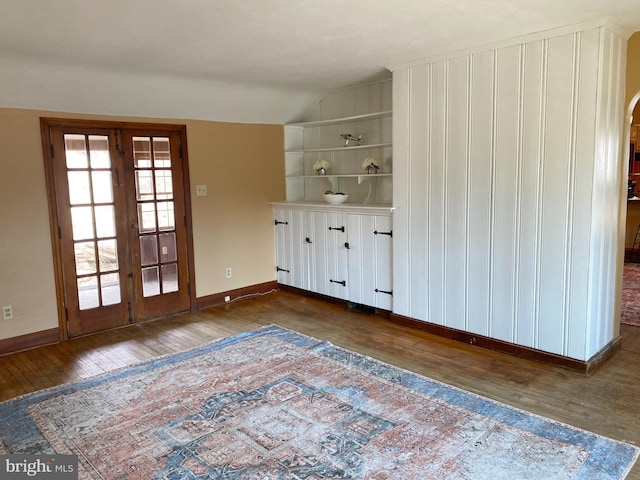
[313,159,330,175]
[362,157,380,174]
[323,191,349,204]
[340,133,363,147]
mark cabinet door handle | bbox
[276,266,290,273]
[274,220,289,226]
[374,230,393,237]
[344,242,350,249]
[375,288,393,296]
[330,279,346,286]
[329,226,345,232]
[305,237,312,244]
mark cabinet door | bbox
[347,214,393,309]
[290,209,308,290]
[305,211,328,295]
[273,208,294,285]
[372,215,393,310]
[326,212,349,299]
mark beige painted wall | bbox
[0,108,284,341]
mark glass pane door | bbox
[65,134,122,310]
[44,120,192,338]
[124,129,191,320]
[133,136,179,297]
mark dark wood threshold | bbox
[196,281,279,310]
[0,328,60,357]
[389,313,621,375]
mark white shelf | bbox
[286,142,392,154]
[287,110,392,128]
[287,173,392,181]
[284,108,392,205]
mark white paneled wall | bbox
[307,79,392,121]
[391,22,627,361]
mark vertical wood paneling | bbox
[516,40,544,348]
[491,45,521,342]
[587,29,626,358]
[392,69,411,317]
[392,22,626,361]
[444,56,469,331]
[467,51,494,337]
[566,29,599,359]
[428,61,447,326]
[537,33,575,355]
[409,65,429,320]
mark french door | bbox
[42,119,193,338]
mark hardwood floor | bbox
[1,289,639,478]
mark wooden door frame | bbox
[40,117,197,341]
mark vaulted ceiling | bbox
[1,0,639,123]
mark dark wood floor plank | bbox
[0,290,638,478]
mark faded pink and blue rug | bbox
[0,325,637,479]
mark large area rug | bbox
[0,326,638,479]
[622,262,640,327]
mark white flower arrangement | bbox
[362,157,380,171]
[313,159,330,172]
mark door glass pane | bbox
[142,266,160,297]
[138,203,157,232]
[101,273,121,306]
[140,235,158,266]
[153,137,171,168]
[74,241,96,275]
[78,276,99,310]
[162,263,178,293]
[155,170,173,199]
[88,135,111,168]
[135,170,155,201]
[64,135,88,168]
[95,205,115,238]
[157,201,175,231]
[71,206,94,240]
[159,233,177,262]
[133,137,152,168]
[92,171,113,203]
[97,239,118,272]
[68,171,91,205]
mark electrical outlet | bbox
[225,267,232,278]
[224,296,231,302]
[2,305,13,320]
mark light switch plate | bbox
[195,184,208,196]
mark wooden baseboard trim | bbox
[389,313,620,375]
[196,281,279,310]
[0,328,60,356]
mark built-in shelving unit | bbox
[284,110,393,205]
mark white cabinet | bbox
[284,111,393,205]
[347,214,393,310]
[273,207,349,300]
[272,203,392,310]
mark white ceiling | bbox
[1,0,639,123]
